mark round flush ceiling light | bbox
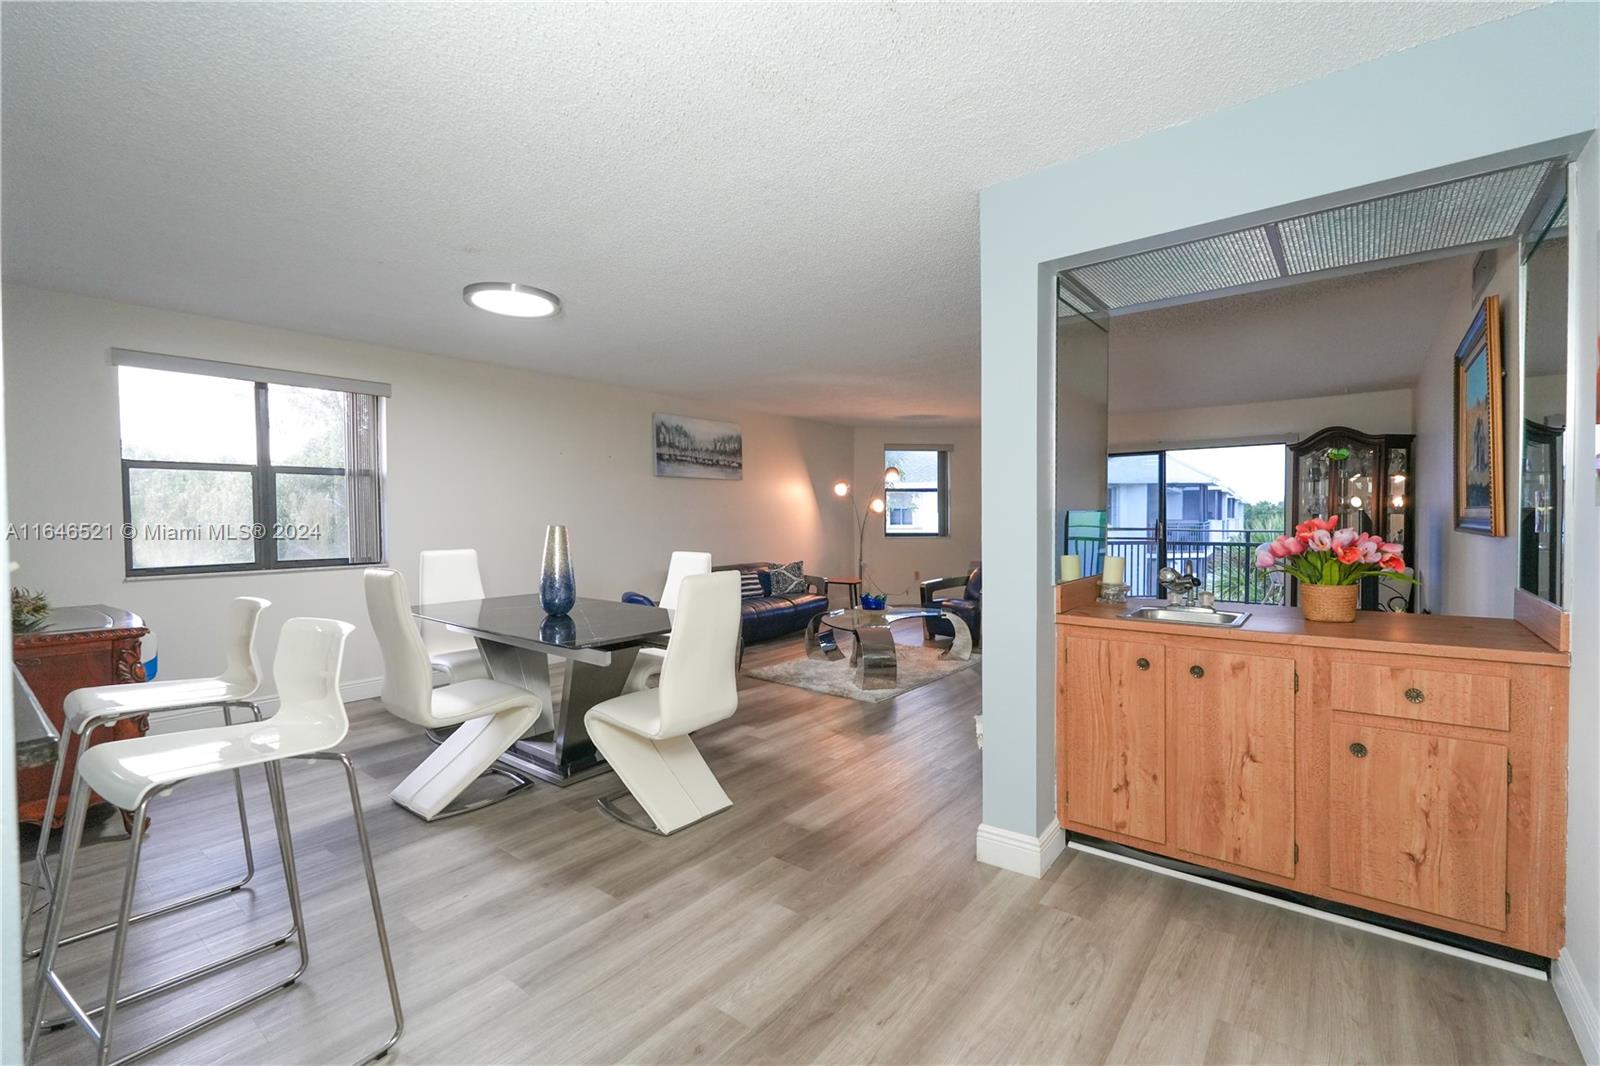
[462,282,561,319]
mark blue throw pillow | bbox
[769,561,806,596]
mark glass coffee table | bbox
[804,605,973,691]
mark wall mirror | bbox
[1519,187,1569,606]
[1055,276,1110,579]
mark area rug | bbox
[744,643,979,703]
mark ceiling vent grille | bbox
[1060,159,1561,312]
[1067,228,1279,309]
[1275,161,1555,274]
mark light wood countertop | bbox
[1057,599,1569,667]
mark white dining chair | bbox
[26,617,404,1066]
[622,549,712,693]
[419,548,489,685]
[366,568,546,820]
[587,570,741,835]
[22,596,271,962]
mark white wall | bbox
[849,423,981,601]
[1109,388,1414,451]
[1556,133,1600,1066]
[3,285,856,691]
[1410,246,1521,618]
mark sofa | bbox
[920,565,981,648]
[714,562,831,644]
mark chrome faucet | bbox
[1158,567,1203,608]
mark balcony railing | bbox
[1068,527,1286,606]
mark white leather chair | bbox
[26,617,403,1066]
[22,596,271,961]
[419,548,489,685]
[622,549,712,693]
[587,570,740,835]
[366,568,547,820]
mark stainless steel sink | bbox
[1120,605,1251,628]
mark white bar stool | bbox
[22,596,271,962]
[26,617,404,1066]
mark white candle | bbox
[1102,555,1126,585]
[1059,554,1081,582]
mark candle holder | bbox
[1097,581,1130,605]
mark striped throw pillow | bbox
[740,570,764,599]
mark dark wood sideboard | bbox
[14,605,149,827]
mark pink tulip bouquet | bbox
[1254,517,1412,586]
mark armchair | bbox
[920,565,981,647]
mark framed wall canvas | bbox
[1454,294,1506,535]
[653,413,742,480]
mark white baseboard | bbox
[975,820,1067,878]
[1555,950,1600,1064]
[145,676,383,735]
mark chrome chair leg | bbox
[32,770,302,1040]
[27,777,94,1062]
[94,796,152,1065]
[596,789,668,836]
[22,702,265,962]
[301,751,405,1064]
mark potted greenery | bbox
[1254,517,1412,623]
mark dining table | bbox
[411,594,672,785]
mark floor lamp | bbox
[833,465,902,601]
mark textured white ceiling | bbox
[1,2,1533,424]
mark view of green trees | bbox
[121,371,351,568]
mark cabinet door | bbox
[1327,724,1508,930]
[1168,647,1296,878]
[1063,635,1166,844]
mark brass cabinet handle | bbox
[1404,687,1424,704]
[1189,665,1205,679]
[1136,658,1150,671]
[1349,742,1368,758]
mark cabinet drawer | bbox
[1330,661,1509,731]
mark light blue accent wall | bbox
[978,4,1598,837]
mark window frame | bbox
[882,447,951,538]
[120,373,384,577]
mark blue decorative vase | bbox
[539,524,576,615]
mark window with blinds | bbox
[113,350,387,575]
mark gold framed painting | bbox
[1454,294,1505,536]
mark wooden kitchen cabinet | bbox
[1059,634,1166,845]
[1326,723,1508,930]
[1056,602,1568,958]
[1167,646,1296,879]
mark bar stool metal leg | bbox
[27,776,94,1062]
[22,702,265,962]
[301,750,405,1064]
[94,796,152,1065]
[36,758,301,1036]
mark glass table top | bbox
[818,605,942,633]
[413,595,671,653]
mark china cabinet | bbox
[1289,427,1416,611]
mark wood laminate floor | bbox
[22,629,1581,1065]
